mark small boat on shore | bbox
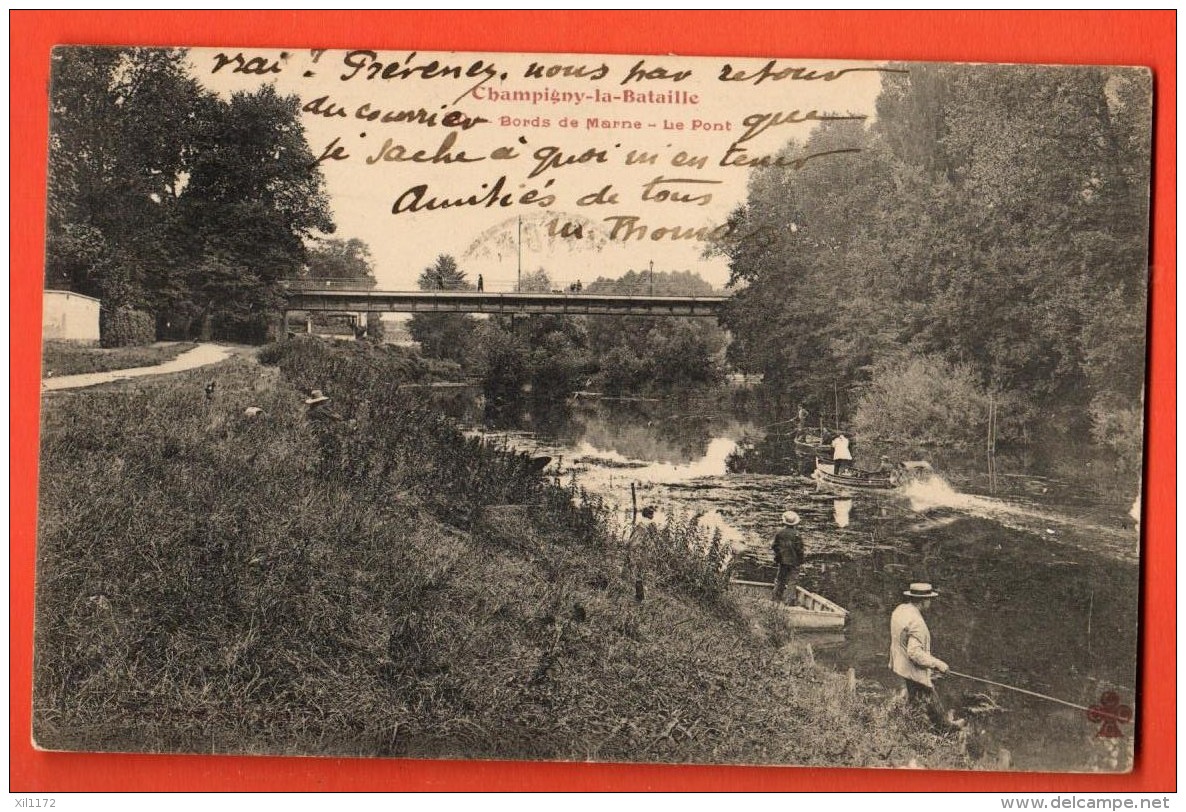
[729,579,849,629]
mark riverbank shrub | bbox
[35,342,966,768]
[852,354,1002,449]
[631,512,735,609]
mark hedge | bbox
[100,307,156,348]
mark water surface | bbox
[458,392,1141,772]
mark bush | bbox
[631,512,734,608]
[474,325,529,406]
[1089,396,1145,473]
[852,354,999,449]
[100,307,155,348]
[595,346,649,396]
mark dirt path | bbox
[42,343,236,391]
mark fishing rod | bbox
[948,670,1132,721]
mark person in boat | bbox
[831,432,853,474]
[796,404,809,429]
[771,510,805,602]
[889,582,961,732]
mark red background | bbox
[10,10,1176,792]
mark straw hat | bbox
[304,389,330,405]
[782,510,801,526]
[903,582,940,598]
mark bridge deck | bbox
[284,289,728,317]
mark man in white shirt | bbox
[831,432,853,473]
[890,582,960,731]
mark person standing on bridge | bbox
[477,274,484,292]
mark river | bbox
[446,388,1141,772]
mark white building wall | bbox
[43,290,101,342]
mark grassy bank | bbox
[35,338,965,767]
[42,340,195,377]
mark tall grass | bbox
[34,338,966,767]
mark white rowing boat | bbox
[729,579,849,629]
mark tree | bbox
[304,238,377,287]
[45,48,338,343]
[300,237,381,339]
[516,267,553,292]
[45,47,205,306]
[172,84,334,338]
[584,269,726,392]
[416,254,470,291]
[409,255,476,363]
[717,63,1151,444]
[471,322,529,418]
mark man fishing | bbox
[889,582,963,731]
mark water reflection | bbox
[446,391,1139,772]
[833,498,852,528]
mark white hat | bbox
[782,510,801,526]
[904,582,940,598]
[304,389,330,405]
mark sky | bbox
[194,48,888,291]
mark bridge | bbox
[282,288,728,331]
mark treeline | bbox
[46,47,335,344]
[716,64,1150,462]
[408,258,728,405]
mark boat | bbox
[813,457,899,491]
[729,579,849,629]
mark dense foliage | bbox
[302,238,377,287]
[98,307,156,348]
[584,270,727,394]
[297,238,384,339]
[716,64,1151,450]
[46,47,334,342]
[405,262,726,402]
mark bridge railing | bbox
[283,278,719,296]
[282,288,728,317]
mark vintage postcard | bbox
[35,46,1151,774]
